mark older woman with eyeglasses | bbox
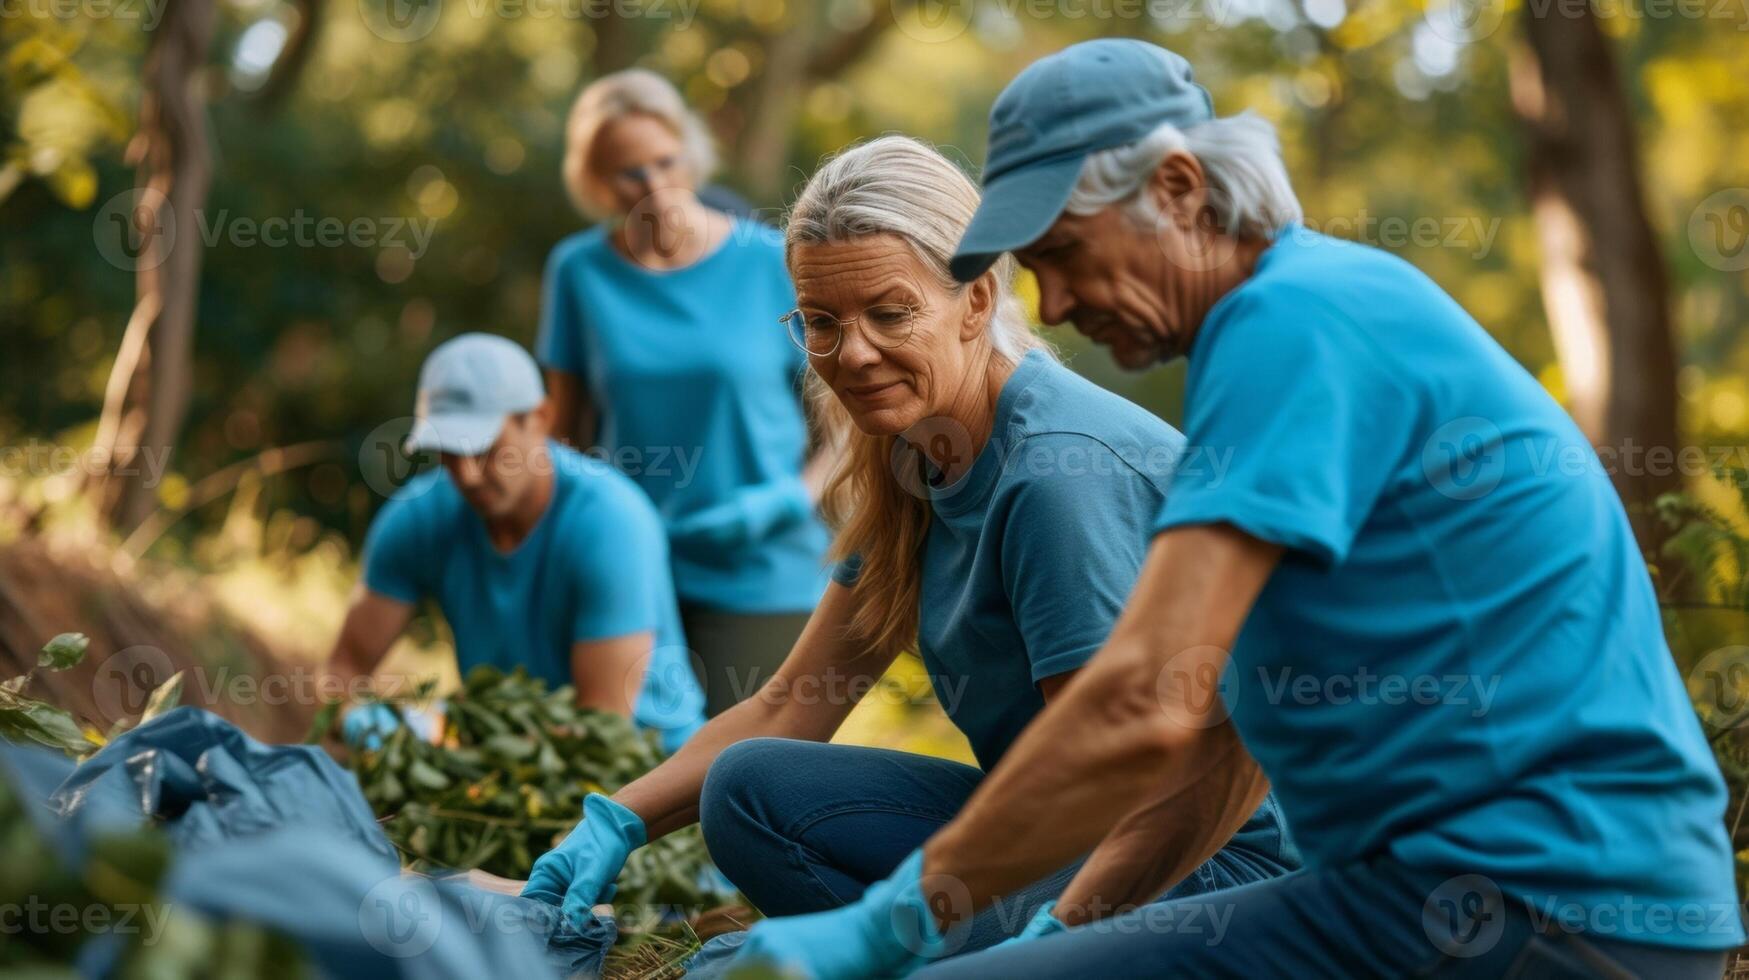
[520,135,1299,957]
[537,69,832,718]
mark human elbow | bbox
[1078,647,1204,767]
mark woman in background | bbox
[538,69,832,717]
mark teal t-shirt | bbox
[1156,228,1742,948]
[839,350,1188,771]
[536,221,830,614]
[362,443,705,749]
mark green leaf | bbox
[304,699,342,744]
[407,758,451,791]
[136,671,184,726]
[38,632,89,671]
[0,691,98,755]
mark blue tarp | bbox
[3,706,616,979]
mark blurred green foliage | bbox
[4,0,1747,553]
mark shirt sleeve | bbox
[999,432,1168,684]
[567,487,667,643]
[535,243,587,378]
[831,554,863,587]
[361,495,428,604]
[1155,285,1419,566]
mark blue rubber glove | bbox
[521,794,647,929]
[668,479,812,551]
[341,702,401,750]
[729,849,956,979]
[342,702,441,750]
[990,901,1068,952]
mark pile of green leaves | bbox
[311,665,734,923]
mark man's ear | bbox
[527,398,555,436]
[1146,150,1211,230]
[960,271,998,342]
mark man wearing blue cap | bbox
[727,40,1741,978]
[324,333,705,754]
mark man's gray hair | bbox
[1067,111,1303,239]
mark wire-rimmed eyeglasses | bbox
[779,304,919,357]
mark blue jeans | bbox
[911,853,1732,979]
[697,737,1300,953]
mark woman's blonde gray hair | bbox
[785,135,1050,658]
[562,68,718,218]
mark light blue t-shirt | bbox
[362,443,705,749]
[536,221,830,614]
[840,350,1188,770]
[1157,228,1741,948]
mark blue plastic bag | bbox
[6,706,616,978]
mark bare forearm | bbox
[1052,738,1269,926]
[324,591,411,696]
[611,582,887,839]
[612,691,805,839]
[924,641,1213,909]
[922,526,1281,918]
[613,668,858,839]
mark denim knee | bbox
[698,736,796,867]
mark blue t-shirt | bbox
[1157,228,1741,948]
[362,443,705,747]
[840,350,1188,770]
[536,221,830,614]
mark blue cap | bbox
[950,39,1214,283]
[404,333,545,455]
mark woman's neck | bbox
[909,350,1016,487]
[614,201,728,271]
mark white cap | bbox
[404,333,545,455]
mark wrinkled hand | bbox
[521,794,646,929]
[668,479,812,551]
[989,901,1067,953]
[730,850,955,980]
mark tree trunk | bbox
[1509,8,1679,553]
[92,0,214,533]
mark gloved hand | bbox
[341,701,442,750]
[521,793,647,929]
[729,849,956,980]
[990,901,1068,952]
[667,479,812,552]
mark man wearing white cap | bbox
[325,333,705,753]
